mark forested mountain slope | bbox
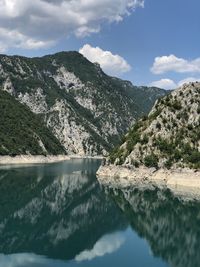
[0,90,65,156]
[0,51,167,155]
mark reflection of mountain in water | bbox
[0,160,127,260]
[106,187,200,267]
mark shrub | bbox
[109,147,124,164]
[131,160,140,168]
[186,151,200,164]
[155,138,174,154]
[188,124,193,131]
[164,159,173,169]
[172,101,182,110]
[149,109,162,121]
[126,132,140,153]
[156,122,161,130]
[144,154,158,168]
[141,135,149,145]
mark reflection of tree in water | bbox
[106,187,200,267]
[0,161,127,260]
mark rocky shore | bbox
[97,165,200,196]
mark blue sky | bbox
[1,0,200,89]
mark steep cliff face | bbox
[0,51,167,156]
[109,82,200,169]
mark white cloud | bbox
[149,77,200,90]
[177,77,200,87]
[75,233,125,262]
[151,55,200,74]
[0,27,54,52]
[0,0,144,51]
[149,78,177,90]
[79,44,131,76]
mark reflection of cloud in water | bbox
[75,232,125,262]
[0,233,125,267]
[0,253,47,267]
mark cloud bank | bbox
[0,0,144,52]
[150,77,200,90]
[151,55,200,74]
[149,78,177,90]
[79,44,131,76]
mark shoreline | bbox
[0,155,70,165]
[97,165,200,197]
[0,155,103,165]
[69,155,104,160]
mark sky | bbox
[1,0,200,89]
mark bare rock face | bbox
[0,51,167,156]
[109,82,200,169]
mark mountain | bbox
[108,82,200,169]
[0,90,65,156]
[0,51,167,156]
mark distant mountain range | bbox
[0,51,167,156]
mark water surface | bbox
[0,159,199,267]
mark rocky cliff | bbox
[0,51,167,156]
[109,82,200,169]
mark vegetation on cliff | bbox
[0,51,167,155]
[0,91,66,156]
[109,82,200,169]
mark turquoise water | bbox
[0,159,199,267]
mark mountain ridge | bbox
[0,51,168,156]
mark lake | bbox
[0,159,199,267]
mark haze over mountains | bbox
[0,51,167,156]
